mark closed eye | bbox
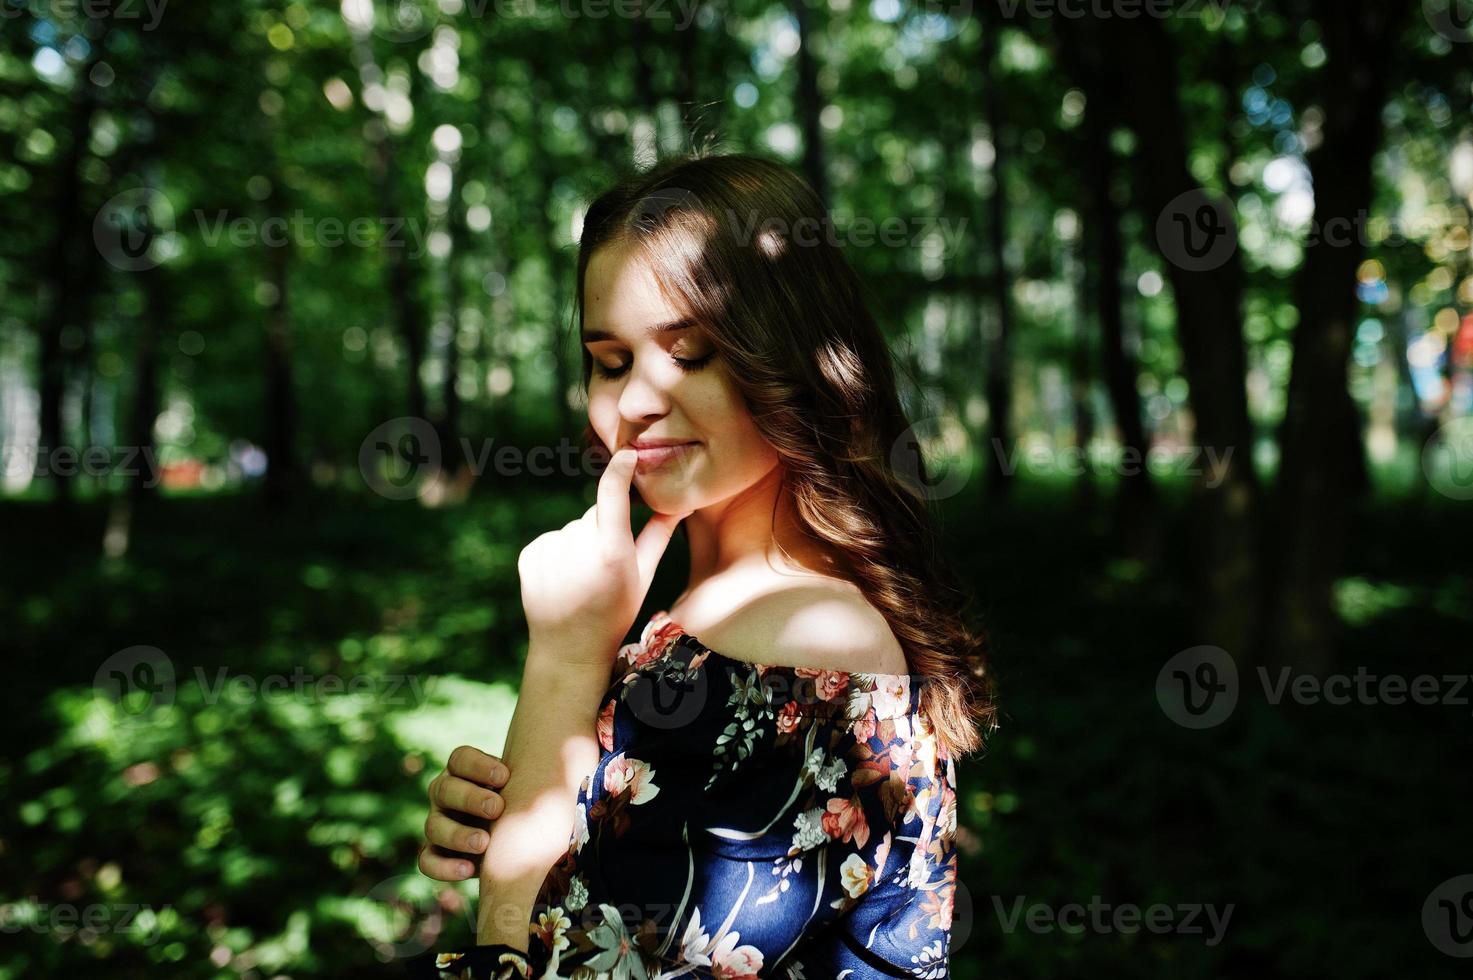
[591,350,716,380]
[672,351,716,373]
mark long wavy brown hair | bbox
[571,152,996,759]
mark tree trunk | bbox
[350,28,429,426]
[262,199,300,509]
[1071,239,1097,512]
[442,157,468,478]
[377,133,428,425]
[130,265,165,503]
[1085,98,1152,518]
[35,39,105,508]
[1115,15,1259,656]
[979,16,1015,500]
[630,0,662,158]
[676,6,702,150]
[790,0,829,207]
[1271,0,1411,668]
[529,72,577,439]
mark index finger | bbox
[595,448,638,543]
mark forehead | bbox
[582,242,685,339]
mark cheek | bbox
[692,376,780,472]
[586,389,619,449]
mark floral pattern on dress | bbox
[414,610,960,980]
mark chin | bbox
[634,479,706,515]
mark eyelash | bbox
[593,351,716,380]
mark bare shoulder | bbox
[696,578,908,676]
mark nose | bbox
[616,361,671,424]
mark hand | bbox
[417,745,510,881]
[517,448,689,664]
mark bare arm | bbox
[474,649,606,946]
[475,448,687,947]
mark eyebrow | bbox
[581,317,696,344]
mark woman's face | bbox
[582,241,780,515]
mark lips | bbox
[628,440,698,474]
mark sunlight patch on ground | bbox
[387,674,519,761]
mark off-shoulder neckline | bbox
[643,609,918,683]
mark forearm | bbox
[475,647,607,946]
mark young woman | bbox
[412,153,995,979]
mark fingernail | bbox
[482,797,501,818]
[470,832,489,850]
[459,862,475,878]
[492,764,509,785]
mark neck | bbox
[681,465,826,589]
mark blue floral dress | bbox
[413,611,960,979]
